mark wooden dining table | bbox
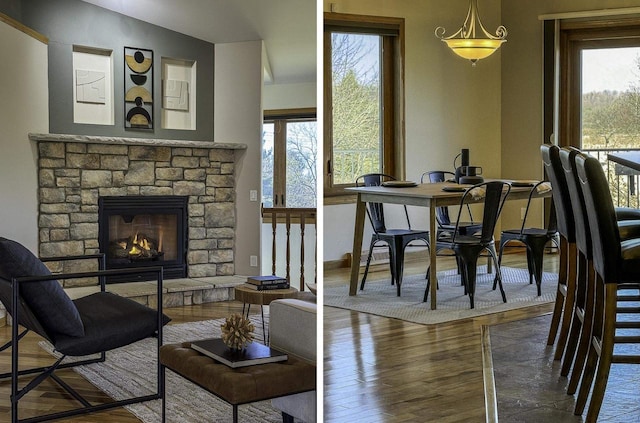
[607,151,640,172]
[346,180,550,310]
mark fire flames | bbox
[110,232,162,261]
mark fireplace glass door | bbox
[99,196,188,282]
[108,213,178,263]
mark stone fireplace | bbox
[31,133,246,288]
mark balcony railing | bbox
[261,206,317,291]
[583,147,640,209]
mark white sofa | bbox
[269,298,317,423]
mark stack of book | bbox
[243,275,290,290]
[191,338,288,368]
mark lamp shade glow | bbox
[436,0,507,65]
[442,38,506,62]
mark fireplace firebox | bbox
[98,196,188,282]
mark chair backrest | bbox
[0,278,53,342]
[541,144,575,242]
[455,181,510,244]
[519,181,557,235]
[559,147,592,258]
[355,173,394,233]
[420,170,458,226]
[575,153,622,281]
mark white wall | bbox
[0,20,48,252]
[215,40,264,276]
[323,0,503,262]
[263,81,316,110]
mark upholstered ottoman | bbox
[159,342,316,422]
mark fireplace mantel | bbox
[29,133,247,151]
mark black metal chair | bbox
[424,181,510,309]
[420,171,483,236]
[498,181,558,296]
[573,154,640,422]
[356,173,430,296]
[0,237,169,423]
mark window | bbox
[547,17,640,148]
[544,16,640,209]
[324,13,405,199]
[262,109,317,208]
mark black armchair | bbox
[425,181,511,308]
[356,173,430,296]
[0,237,169,423]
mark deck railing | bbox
[261,206,317,291]
[583,147,640,209]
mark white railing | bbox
[261,206,317,291]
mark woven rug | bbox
[324,266,557,325]
[40,315,283,423]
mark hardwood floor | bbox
[323,252,558,423]
[0,251,557,423]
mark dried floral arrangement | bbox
[221,313,255,351]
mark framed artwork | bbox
[124,47,153,129]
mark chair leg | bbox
[282,412,295,423]
[584,284,617,422]
[561,252,587,377]
[575,274,605,415]
[555,241,578,361]
[567,261,595,394]
[548,236,569,346]
[527,237,549,296]
[526,249,534,284]
[487,247,506,303]
[456,249,480,309]
[393,238,406,297]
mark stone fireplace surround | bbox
[27,133,248,308]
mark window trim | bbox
[323,12,405,201]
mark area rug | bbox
[40,315,283,423]
[324,266,557,325]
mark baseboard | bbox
[324,257,350,271]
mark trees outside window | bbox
[324,13,404,199]
[262,110,317,208]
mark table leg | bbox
[233,404,238,423]
[429,205,438,310]
[350,194,367,296]
[261,305,267,344]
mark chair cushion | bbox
[0,237,84,338]
[53,292,170,356]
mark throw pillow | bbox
[0,237,85,338]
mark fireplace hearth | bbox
[99,196,188,282]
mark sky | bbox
[582,47,640,93]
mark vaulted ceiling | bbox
[81,0,316,85]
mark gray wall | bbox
[21,0,215,141]
[0,0,21,21]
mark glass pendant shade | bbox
[436,0,507,65]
